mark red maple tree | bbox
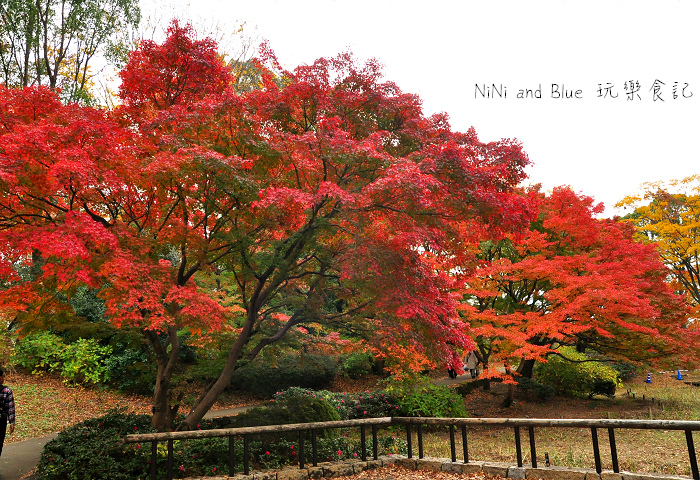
[460,187,694,404]
[0,26,534,430]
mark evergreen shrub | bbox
[230,353,337,397]
[534,347,622,398]
[384,376,468,418]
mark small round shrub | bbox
[228,395,341,438]
[59,338,112,385]
[516,377,555,401]
[272,387,400,420]
[534,347,622,398]
[384,376,468,418]
[340,352,375,379]
[230,353,337,397]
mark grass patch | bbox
[412,373,700,476]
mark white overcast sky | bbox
[139,0,699,217]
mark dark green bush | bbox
[36,407,407,479]
[340,352,375,379]
[103,345,157,394]
[272,387,399,420]
[384,376,468,418]
[230,353,337,397]
[534,347,622,398]
[228,395,341,438]
[590,379,617,398]
[516,377,555,401]
[35,408,155,480]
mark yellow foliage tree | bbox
[617,175,700,310]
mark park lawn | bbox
[419,372,700,477]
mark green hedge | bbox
[35,406,407,480]
[230,353,337,397]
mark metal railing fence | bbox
[123,417,700,480]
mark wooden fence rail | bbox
[123,417,700,480]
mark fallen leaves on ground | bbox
[5,370,268,444]
[343,464,503,480]
[6,371,153,443]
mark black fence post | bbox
[418,424,424,459]
[151,441,157,480]
[450,425,456,463]
[686,430,699,480]
[591,427,602,474]
[528,426,537,468]
[608,428,619,473]
[243,434,250,476]
[228,436,235,476]
[361,425,367,461]
[372,425,378,460]
[167,439,174,480]
[462,425,469,463]
[299,430,305,469]
[515,426,523,468]
[407,423,413,459]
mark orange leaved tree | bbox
[461,187,694,404]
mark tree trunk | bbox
[179,310,256,431]
[147,327,181,431]
[501,383,515,407]
[501,360,515,407]
[516,358,535,378]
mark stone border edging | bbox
[183,455,692,480]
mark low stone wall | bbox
[186,455,691,480]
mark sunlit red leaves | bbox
[462,187,693,372]
[119,20,232,112]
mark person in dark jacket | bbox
[0,367,15,457]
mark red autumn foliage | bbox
[119,21,232,111]
[6,23,687,432]
[460,187,696,386]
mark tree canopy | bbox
[461,186,695,398]
[618,176,700,311]
[0,23,535,430]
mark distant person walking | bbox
[0,367,15,457]
[463,350,479,379]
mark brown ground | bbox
[342,464,500,480]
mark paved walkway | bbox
[3,376,476,480]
